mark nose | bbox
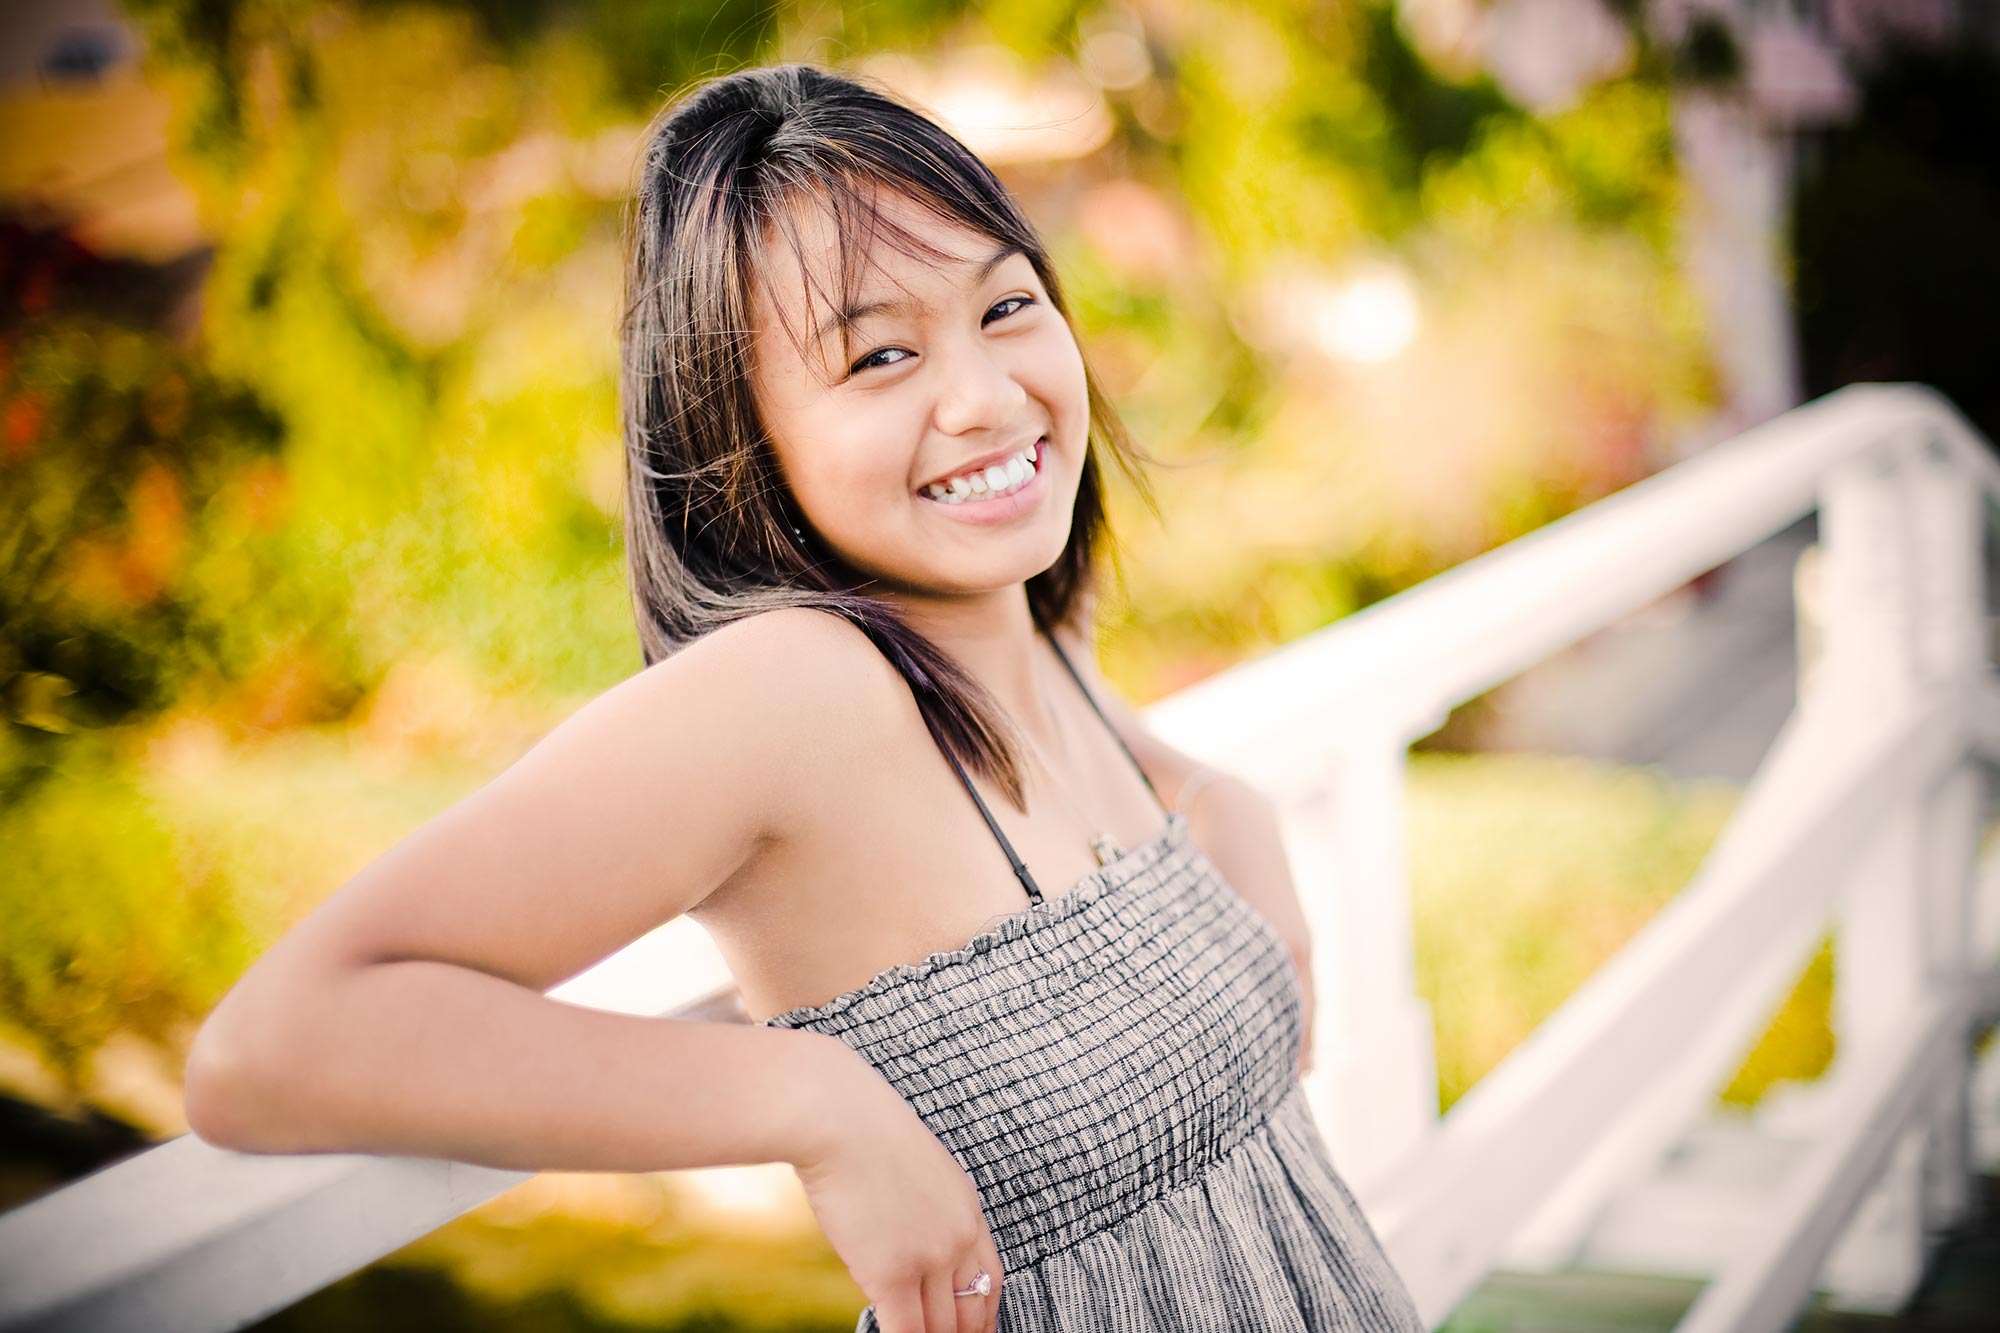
[928,331,1028,438]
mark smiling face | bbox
[746,186,1090,604]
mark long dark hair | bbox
[618,62,1161,811]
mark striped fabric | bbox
[762,809,1427,1332]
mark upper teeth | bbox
[923,441,1040,504]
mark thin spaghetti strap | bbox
[918,704,1046,906]
[1042,625,1172,819]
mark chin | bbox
[937,539,1073,595]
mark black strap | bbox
[919,705,1046,905]
[922,623,1170,907]
[1042,628,1171,819]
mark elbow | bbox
[183,1003,301,1155]
[182,1021,254,1151]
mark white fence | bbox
[1,382,1994,1332]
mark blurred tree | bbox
[99,0,1711,709]
[0,221,290,809]
[1792,33,2000,446]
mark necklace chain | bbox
[1018,683,1126,867]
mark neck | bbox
[878,584,1068,755]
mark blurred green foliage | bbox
[1406,751,1830,1114]
[0,743,257,1087]
[0,232,293,785]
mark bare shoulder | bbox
[688,606,911,729]
[638,606,913,837]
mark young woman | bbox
[185,63,1425,1333]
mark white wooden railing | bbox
[1,382,1994,1333]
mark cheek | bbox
[1048,330,1091,439]
[764,391,908,507]
[1045,322,1089,401]
[804,430,923,516]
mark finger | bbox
[874,1283,923,1333]
[922,1268,960,1333]
[979,1244,1006,1333]
[951,1255,993,1333]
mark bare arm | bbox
[184,608,906,1171]
[184,959,855,1171]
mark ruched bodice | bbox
[761,808,1426,1331]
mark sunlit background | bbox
[4,0,1997,1327]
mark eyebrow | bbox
[813,242,1026,344]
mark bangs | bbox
[742,167,1008,380]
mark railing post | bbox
[1811,427,1987,1310]
[1286,723,1439,1198]
[1902,431,1988,1238]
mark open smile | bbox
[916,438,1048,525]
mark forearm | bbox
[186,958,853,1174]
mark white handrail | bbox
[1142,380,1994,1196]
[1144,383,1962,788]
[1364,684,1973,1323]
[1142,379,1996,1324]
[0,984,741,1333]
[1676,985,1973,1333]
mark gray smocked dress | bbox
[760,626,1427,1333]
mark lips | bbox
[916,436,1047,493]
[917,437,1048,520]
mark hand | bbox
[792,1039,1004,1333]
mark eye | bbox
[984,295,1034,323]
[847,296,1038,375]
[850,346,911,374]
